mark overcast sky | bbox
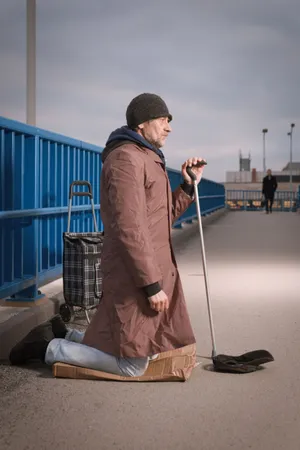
[1,0,300,182]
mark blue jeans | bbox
[45,329,149,377]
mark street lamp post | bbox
[26,0,36,126]
[287,123,295,211]
[262,128,268,176]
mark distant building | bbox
[225,157,300,191]
[239,150,251,172]
[282,162,300,171]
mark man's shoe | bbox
[9,322,54,365]
[50,314,68,338]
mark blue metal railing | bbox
[0,117,102,301]
[226,189,298,212]
[168,168,225,226]
[0,116,225,302]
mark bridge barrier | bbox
[226,189,298,212]
[0,116,225,302]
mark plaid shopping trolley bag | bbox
[59,181,104,324]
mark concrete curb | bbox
[0,298,60,361]
[0,208,228,361]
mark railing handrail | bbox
[0,116,102,154]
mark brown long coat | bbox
[82,143,196,357]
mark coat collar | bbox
[140,146,166,166]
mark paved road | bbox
[1,211,300,450]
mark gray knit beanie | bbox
[126,93,172,129]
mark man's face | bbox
[138,116,172,148]
[267,169,272,176]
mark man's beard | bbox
[147,137,163,149]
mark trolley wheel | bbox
[59,304,75,323]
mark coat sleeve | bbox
[103,150,162,288]
[171,186,194,224]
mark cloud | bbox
[1,0,300,181]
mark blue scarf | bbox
[105,126,166,165]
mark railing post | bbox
[7,135,44,304]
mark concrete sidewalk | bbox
[1,210,300,450]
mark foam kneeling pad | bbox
[52,344,197,382]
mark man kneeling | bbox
[10,93,205,378]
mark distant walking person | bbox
[262,169,278,214]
